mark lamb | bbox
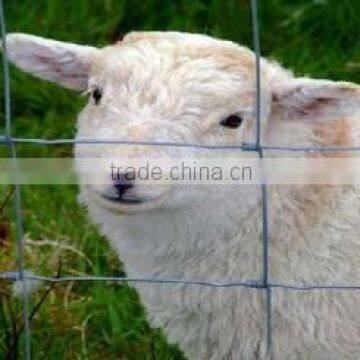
[4,31,360,359]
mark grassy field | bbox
[0,0,359,358]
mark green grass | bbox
[0,0,359,358]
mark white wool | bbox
[5,31,360,359]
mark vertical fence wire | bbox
[251,0,272,354]
[0,1,32,359]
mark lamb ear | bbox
[271,78,360,121]
[2,33,100,91]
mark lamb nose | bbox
[113,171,135,198]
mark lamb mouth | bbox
[101,194,146,204]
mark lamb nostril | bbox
[113,171,135,198]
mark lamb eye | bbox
[220,115,243,129]
[92,87,103,105]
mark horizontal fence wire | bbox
[2,272,360,291]
[1,0,360,358]
[3,137,360,152]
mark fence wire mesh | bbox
[0,0,32,359]
[1,0,360,358]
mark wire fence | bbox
[1,0,360,358]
